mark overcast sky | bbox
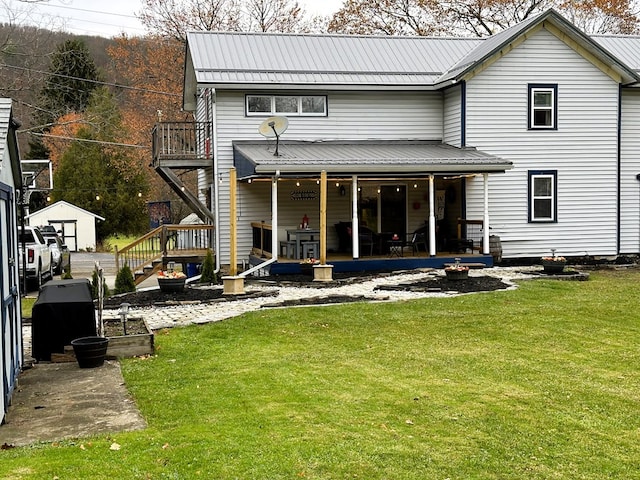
[1,0,344,37]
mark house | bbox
[0,98,23,424]
[27,200,105,252]
[152,9,640,274]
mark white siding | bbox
[620,89,640,254]
[212,91,443,265]
[465,27,620,258]
[443,85,462,147]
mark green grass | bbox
[101,234,139,252]
[20,296,35,319]
[2,270,640,479]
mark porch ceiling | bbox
[233,140,512,178]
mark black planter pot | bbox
[541,260,566,274]
[158,277,186,292]
[71,336,109,368]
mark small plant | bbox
[114,264,136,294]
[200,249,217,284]
[541,248,566,262]
[444,258,469,272]
[300,258,319,265]
[91,269,110,299]
[157,270,186,279]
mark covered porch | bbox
[234,140,512,277]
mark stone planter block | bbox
[445,269,469,281]
[313,264,334,282]
[222,275,245,295]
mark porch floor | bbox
[259,252,494,275]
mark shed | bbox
[0,97,23,423]
[27,200,105,252]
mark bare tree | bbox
[328,0,639,36]
[138,0,324,40]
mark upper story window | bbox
[528,170,557,222]
[246,95,327,116]
[528,84,557,130]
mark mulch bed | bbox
[101,271,512,309]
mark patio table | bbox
[287,228,320,259]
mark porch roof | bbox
[233,140,512,178]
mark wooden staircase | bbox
[115,224,215,285]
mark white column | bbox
[351,175,359,258]
[483,173,490,255]
[428,174,436,256]
[272,173,279,259]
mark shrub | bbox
[114,264,136,294]
[91,269,110,299]
[200,249,216,284]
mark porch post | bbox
[428,174,436,256]
[483,173,490,255]
[352,175,359,258]
[272,173,279,259]
[229,167,237,275]
[320,170,327,264]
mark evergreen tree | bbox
[53,87,149,239]
[114,264,136,294]
[28,38,100,159]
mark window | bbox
[528,170,557,222]
[528,84,557,130]
[246,95,327,116]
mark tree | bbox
[328,0,640,36]
[137,0,323,40]
[52,87,150,239]
[328,0,445,36]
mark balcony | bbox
[151,122,212,168]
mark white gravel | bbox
[102,267,540,331]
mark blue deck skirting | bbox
[256,255,494,275]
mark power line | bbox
[0,63,181,97]
[27,131,149,149]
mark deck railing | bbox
[115,224,215,275]
[251,222,272,258]
[151,122,210,165]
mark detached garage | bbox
[27,200,105,252]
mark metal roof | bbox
[593,35,640,72]
[233,140,512,177]
[186,31,480,88]
[184,9,640,109]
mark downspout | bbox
[617,83,622,254]
[210,89,221,274]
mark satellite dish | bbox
[258,116,289,156]
[258,116,289,138]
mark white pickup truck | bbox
[19,226,53,290]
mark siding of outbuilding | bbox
[211,90,445,264]
[464,27,620,258]
[620,89,640,254]
[0,98,21,424]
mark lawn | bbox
[2,270,639,479]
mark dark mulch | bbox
[102,271,511,309]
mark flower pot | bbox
[299,264,314,276]
[158,277,186,292]
[542,260,566,273]
[445,269,469,281]
[71,336,109,368]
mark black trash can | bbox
[31,279,96,361]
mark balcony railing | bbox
[152,122,212,168]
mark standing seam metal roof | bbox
[186,11,640,89]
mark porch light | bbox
[296,181,300,187]
[138,192,142,197]
[248,179,252,184]
[396,186,400,192]
[95,194,100,201]
[46,195,51,202]
[316,180,320,185]
[414,183,418,188]
[335,182,340,187]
